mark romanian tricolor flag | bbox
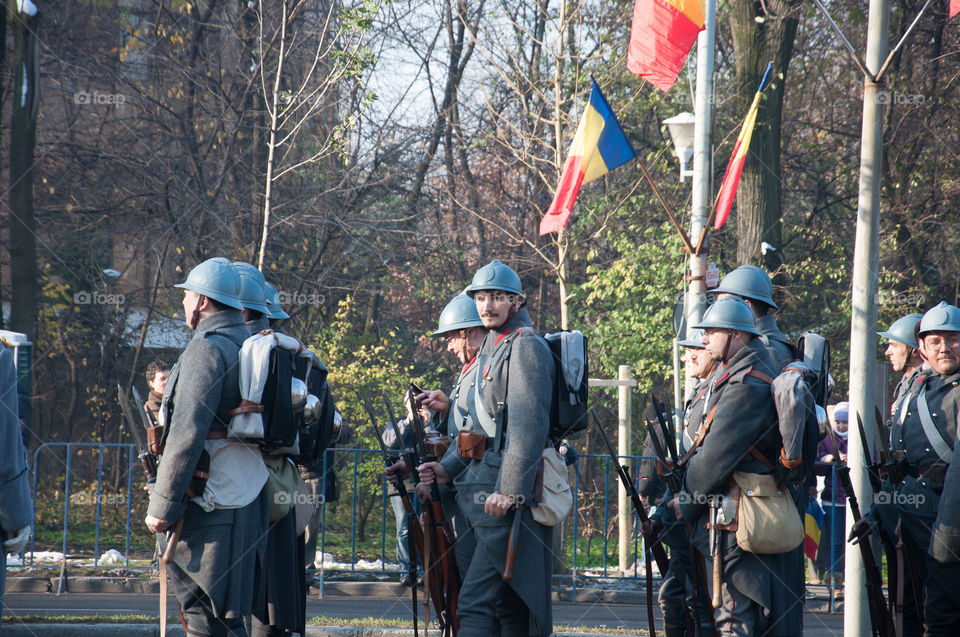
[539,78,637,236]
[627,0,705,92]
[804,498,825,562]
[713,62,774,230]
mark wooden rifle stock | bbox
[594,418,670,574]
[830,417,895,637]
[503,506,523,582]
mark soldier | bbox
[647,328,716,636]
[872,312,925,636]
[233,263,306,637]
[669,297,792,636]
[714,265,794,369]
[927,312,960,632]
[414,292,486,578]
[420,260,554,637]
[878,302,960,635]
[233,261,272,333]
[879,313,925,436]
[1,347,32,637]
[145,258,268,637]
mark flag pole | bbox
[845,0,889,633]
[684,0,716,397]
[635,156,694,253]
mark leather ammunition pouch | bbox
[425,432,451,459]
[146,426,165,454]
[457,430,488,461]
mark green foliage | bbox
[577,217,685,394]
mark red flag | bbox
[951,0,960,19]
[627,0,705,92]
[714,63,774,230]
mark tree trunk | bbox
[8,4,40,336]
[728,0,800,267]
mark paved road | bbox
[4,591,845,635]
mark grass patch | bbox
[3,615,168,624]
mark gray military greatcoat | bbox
[147,310,267,620]
[678,338,793,633]
[439,310,554,636]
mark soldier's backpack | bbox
[544,330,589,440]
[230,331,300,450]
[292,356,340,467]
[769,332,830,484]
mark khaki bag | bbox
[265,455,301,522]
[531,447,573,526]
[732,471,804,554]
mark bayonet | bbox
[116,384,157,481]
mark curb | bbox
[6,578,646,604]
[1,625,615,637]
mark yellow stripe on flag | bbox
[569,104,611,185]
[662,0,705,27]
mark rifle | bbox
[649,395,717,637]
[874,406,924,629]
[393,388,460,637]
[856,413,883,494]
[116,384,158,481]
[365,391,436,637]
[830,414,895,637]
[594,411,668,637]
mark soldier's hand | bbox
[483,492,515,517]
[145,515,170,534]
[3,525,30,554]
[417,390,450,416]
[666,496,684,520]
[418,461,450,486]
[848,517,872,544]
[415,482,432,503]
[385,460,410,483]
[641,518,662,539]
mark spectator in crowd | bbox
[816,401,849,591]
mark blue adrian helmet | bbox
[714,265,777,309]
[465,260,523,298]
[174,257,244,310]
[263,281,290,320]
[693,297,761,336]
[433,293,484,336]
[877,313,923,349]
